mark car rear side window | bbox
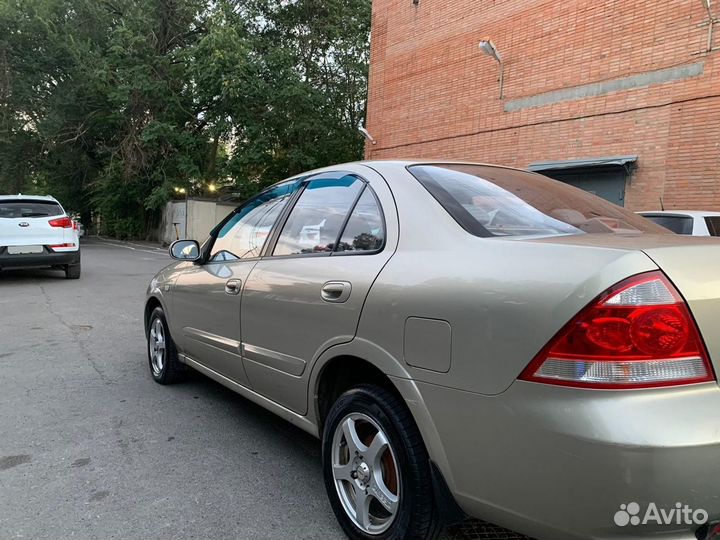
[335,187,385,253]
[273,176,363,256]
[641,214,694,235]
[705,217,720,236]
[408,164,670,237]
[0,200,64,218]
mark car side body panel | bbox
[358,162,660,396]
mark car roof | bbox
[291,159,533,182]
[637,210,720,217]
[253,160,530,193]
[362,159,527,171]
[0,194,60,202]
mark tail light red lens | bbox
[48,217,73,228]
[520,272,715,389]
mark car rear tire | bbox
[322,384,443,540]
[65,263,81,279]
[147,307,184,384]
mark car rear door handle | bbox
[225,279,242,295]
[321,281,352,303]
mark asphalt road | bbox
[0,239,521,540]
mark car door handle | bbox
[321,281,352,303]
[225,279,242,295]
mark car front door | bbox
[171,180,302,386]
[240,167,397,413]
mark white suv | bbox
[637,210,720,236]
[0,195,81,279]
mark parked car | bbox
[145,161,720,540]
[637,210,720,236]
[0,195,81,278]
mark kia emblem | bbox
[18,222,30,227]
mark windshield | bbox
[0,199,64,218]
[408,164,670,238]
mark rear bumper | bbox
[0,246,80,269]
[416,379,720,540]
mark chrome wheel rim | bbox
[149,318,166,376]
[331,413,400,535]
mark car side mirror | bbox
[170,240,201,261]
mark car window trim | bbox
[263,171,368,259]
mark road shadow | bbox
[175,368,320,457]
[0,268,67,283]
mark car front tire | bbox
[322,384,443,540]
[147,306,184,384]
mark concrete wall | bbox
[365,0,720,211]
[159,199,238,245]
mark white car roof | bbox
[637,210,720,217]
[0,194,60,202]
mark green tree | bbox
[0,0,371,239]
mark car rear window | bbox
[705,216,720,236]
[640,214,694,235]
[0,200,64,218]
[408,164,670,238]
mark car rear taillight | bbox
[520,271,715,389]
[48,217,73,228]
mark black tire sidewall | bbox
[322,386,423,540]
[65,263,81,279]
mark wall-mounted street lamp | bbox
[358,121,377,145]
[478,38,505,99]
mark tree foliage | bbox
[0,0,370,238]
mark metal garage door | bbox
[529,156,637,208]
[542,168,627,206]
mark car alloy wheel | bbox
[149,317,166,376]
[331,412,400,535]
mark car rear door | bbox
[239,166,397,414]
[0,199,67,250]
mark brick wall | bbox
[366,0,720,210]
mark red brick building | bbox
[365,0,720,210]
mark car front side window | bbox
[210,181,300,262]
